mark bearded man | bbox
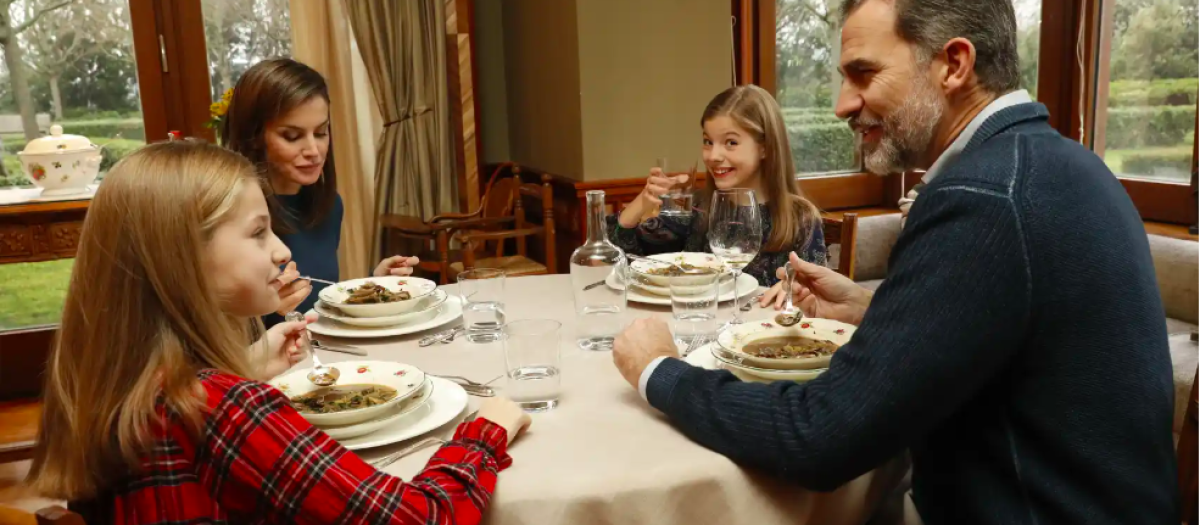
[610,0,1179,523]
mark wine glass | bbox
[707,188,762,325]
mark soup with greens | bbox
[345,282,412,304]
[742,336,840,359]
[290,384,399,414]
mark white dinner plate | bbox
[338,376,469,451]
[314,289,449,328]
[307,295,463,339]
[606,271,759,306]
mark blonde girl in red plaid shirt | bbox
[26,141,530,525]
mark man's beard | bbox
[851,75,945,175]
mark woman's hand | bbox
[254,312,316,380]
[274,262,312,315]
[373,255,420,277]
[617,168,690,228]
[475,397,533,445]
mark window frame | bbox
[0,0,215,388]
[743,0,1198,225]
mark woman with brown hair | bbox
[222,58,416,324]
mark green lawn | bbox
[1102,145,1192,180]
[0,259,74,329]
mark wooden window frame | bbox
[745,0,1199,225]
[735,0,918,211]
[0,0,214,398]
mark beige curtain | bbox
[289,0,383,279]
[342,0,458,259]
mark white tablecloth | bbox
[307,274,907,525]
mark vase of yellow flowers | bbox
[205,88,233,141]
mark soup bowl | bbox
[318,276,437,318]
[628,252,727,288]
[270,360,427,426]
[717,318,856,370]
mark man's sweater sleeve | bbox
[645,185,1033,490]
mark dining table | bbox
[305,273,909,525]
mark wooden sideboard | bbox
[0,200,88,265]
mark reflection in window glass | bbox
[1098,0,1198,183]
[0,0,146,190]
[776,0,1041,176]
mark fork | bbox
[369,437,448,469]
[368,410,480,469]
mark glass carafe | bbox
[570,190,627,350]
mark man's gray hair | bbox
[840,0,1020,94]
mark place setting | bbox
[604,251,759,306]
[269,358,476,462]
[303,275,464,339]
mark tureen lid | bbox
[20,125,97,155]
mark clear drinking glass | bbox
[708,189,762,325]
[457,268,506,343]
[655,157,698,217]
[570,190,628,350]
[669,270,722,345]
[503,319,562,412]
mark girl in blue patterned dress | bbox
[606,85,827,294]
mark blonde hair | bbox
[27,141,265,500]
[701,85,822,252]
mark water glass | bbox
[669,271,722,345]
[457,268,506,343]
[656,157,698,217]
[503,319,562,412]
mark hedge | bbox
[1120,150,1192,176]
[1108,78,1197,107]
[58,119,146,142]
[1105,105,1194,149]
[788,123,857,172]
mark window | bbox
[201,0,292,102]
[774,0,857,176]
[772,0,1044,179]
[0,0,146,190]
[0,0,149,332]
[0,0,292,340]
[1093,0,1197,185]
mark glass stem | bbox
[731,268,743,324]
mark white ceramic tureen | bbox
[18,125,103,196]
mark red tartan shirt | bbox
[85,369,512,525]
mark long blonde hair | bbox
[701,85,822,252]
[27,141,264,500]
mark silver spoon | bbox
[299,275,339,287]
[774,263,802,327]
[286,312,340,386]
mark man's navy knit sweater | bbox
[646,103,1179,524]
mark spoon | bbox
[299,275,339,287]
[286,312,340,386]
[774,263,803,327]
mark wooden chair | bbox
[0,400,40,464]
[0,505,86,525]
[450,174,557,277]
[35,506,85,525]
[822,212,859,280]
[1180,365,1198,525]
[379,163,525,283]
